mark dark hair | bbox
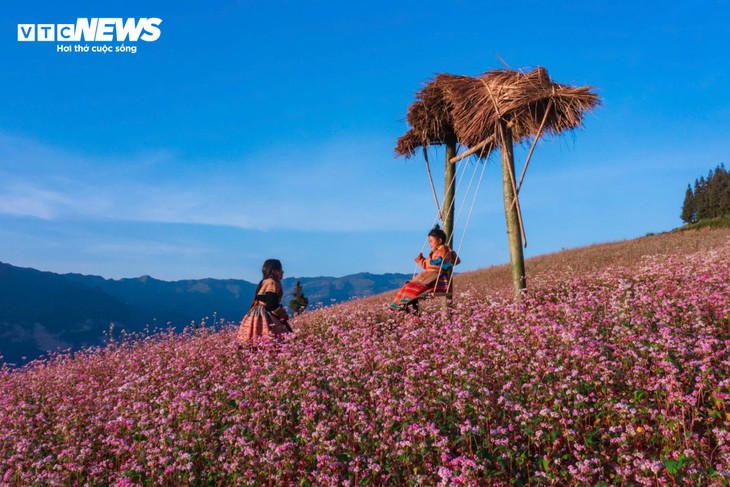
[428,224,447,244]
[261,259,283,280]
[253,259,283,300]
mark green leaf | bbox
[633,389,646,403]
[664,459,679,475]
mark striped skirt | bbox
[236,304,291,344]
[389,272,451,310]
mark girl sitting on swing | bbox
[389,224,460,311]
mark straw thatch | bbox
[394,73,460,156]
[395,66,599,158]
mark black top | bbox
[256,291,281,312]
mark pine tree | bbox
[709,163,730,218]
[695,176,708,220]
[288,280,309,315]
[718,163,730,215]
[707,169,721,218]
[680,184,695,224]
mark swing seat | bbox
[430,291,453,299]
[426,268,454,302]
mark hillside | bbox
[1,227,728,485]
[365,225,730,304]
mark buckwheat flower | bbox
[437,466,453,482]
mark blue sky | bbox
[1,1,728,282]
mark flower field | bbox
[1,243,729,485]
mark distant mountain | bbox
[0,263,131,365]
[0,261,408,365]
[63,273,258,330]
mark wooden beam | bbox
[448,134,495,164]
[448,120,516,164]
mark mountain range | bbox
[0,261,409,366]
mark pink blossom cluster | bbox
[1,247,729,485]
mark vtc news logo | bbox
[17,18,162,42]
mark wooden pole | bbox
[504,145,527,248]
[443,135,457,246]
[499,120,526,299]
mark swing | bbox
[417,114,546,310]
[414,143,491,308]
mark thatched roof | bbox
[395,67,599,159]
[395,74,456,157]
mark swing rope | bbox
[448,147,491,291]
[412,145,470,280]
[431,145,492,295]
[453,151,483,233]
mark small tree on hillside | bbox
[680,184,695,224]
[289,280,309,315]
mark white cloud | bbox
[2,128,716,239]
[0,131,432,232]
[0,182,70,219]
[85,240,209,257]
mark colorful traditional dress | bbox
[237,278,292,344]
[389,244,461,310]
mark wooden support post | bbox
[443,135,457,246]
[500,120,527,299]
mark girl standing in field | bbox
[389,225,460,311]
[237,259,292,344]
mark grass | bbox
[674,213,730,232]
